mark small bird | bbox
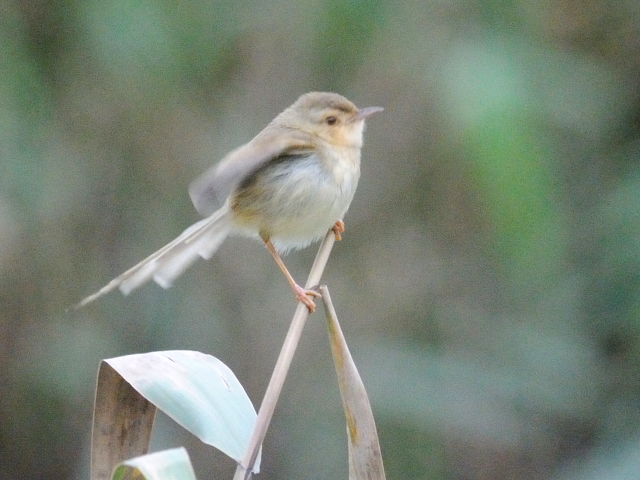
[74,92,382,312]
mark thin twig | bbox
[234,229,337,480]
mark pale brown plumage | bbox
[74,92,382,312]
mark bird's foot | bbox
[293,284,321,312]
[332,220,345,241]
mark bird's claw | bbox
[293,284,321,312]
[332,220,345,241]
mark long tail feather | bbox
[71,207,231,310]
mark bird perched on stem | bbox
[74,92,383,312]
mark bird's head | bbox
[276,92,383,148]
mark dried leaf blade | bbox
[320,286,386,480]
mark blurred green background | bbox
[2,0,640,479]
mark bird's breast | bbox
[229,147,361,252]
[325,145,360,191]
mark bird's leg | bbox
[263,238,321,312]
[332,220,345,241]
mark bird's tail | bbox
[72,206,232,310]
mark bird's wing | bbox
[189,127,315,216]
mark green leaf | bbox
[91,351,259,480]
[107,351,258,462]
[113,447,197,480]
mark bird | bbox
[74,92,383,312]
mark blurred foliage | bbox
[1,0,640,479]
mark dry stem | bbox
[234,229,337,480]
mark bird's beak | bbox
[352,106,384,122]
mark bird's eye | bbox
[326,116,338,125]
